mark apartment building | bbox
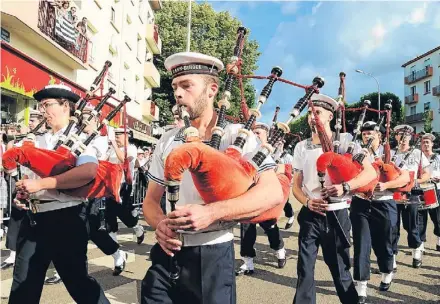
[1,0,161,144]
[402,45,440,133]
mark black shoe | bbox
[45,275,62,285]
[393,267,397,273]
[235,268,254,276]
[379,281,391,291]
[137,232,145,245]
[436,245,440,252]
[113,252,127,276]
[358,296,367,304]
[0,261,14,270]
[412,258,422,268]
[278,257,287,269]
[284,221,294,230]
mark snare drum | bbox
[327,197,350,211]
[418,183,439,210]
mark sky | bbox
[202,0,440,125]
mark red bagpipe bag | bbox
[2,142,123,201]
[316,152,380,198]
[164,136,285,224]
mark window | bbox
[410,106,416,115]
[424,102,430,111]
[145,51,152,62]
[411,86,416,95]
[111,7,115,23]
[424,80,431,94]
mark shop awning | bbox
[131,129,158,144]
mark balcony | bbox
[144,61,160,88]
[143,100,159,122]
[405,110,433,123]
[146,24,162,54]
[433,85,440,96]
[405,93,419,104]
[148,0,162,11]
[405,66,433,84]
[37,0,88,63]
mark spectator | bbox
[68,6,78,24]
[76,17,88,37]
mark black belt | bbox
[30,199,57,205]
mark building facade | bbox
[1,0,161,144]
[402,46,440,133]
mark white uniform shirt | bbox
[107,144,137,182]
[26,126,103,212]
[148,124,276,236]
[427,153,440,187]
[364,144,393,200]
[293,133,354,200]
[390,148,430,175]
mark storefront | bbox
[0,41,120,129]
[127,115,158,145]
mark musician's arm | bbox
[383,170,410,189]
[111,141,125,163]
[142,181,166,229]
[38,163,98,190]
[292,170,308,206]
[211,169,284,221]
[346,157,377,191]
[417,167,431,184]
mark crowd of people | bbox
[0,49,439,304]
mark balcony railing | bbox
[405,93,419,104]
[148,0,162,11]
[433,85,440,96]
[146,23,162,54]
[405,113,424,123]
[144,61,160,88]
[37,0,88,63]
[405,66,433,84]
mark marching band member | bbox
[292,94,377,304]
[9,84,109,304]
[273,140,295,229]
[141,52,283,304]
[391,125,431,269]
[105,128,145,252]
[418,133,440,251]
[350,121,409,303]
[236,122,287,276]
[1,109,46,271]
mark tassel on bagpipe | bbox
[210,27,247,149]
[2,84,130,202]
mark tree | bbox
[423,110,433,133]
[153,1,261,126]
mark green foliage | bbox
[423,110,433,133]
[153,1,261,126]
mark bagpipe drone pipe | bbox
[165,74,324,224]
[2,61,131,202]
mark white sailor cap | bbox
[137,148,144,154]
[82,102,95,113]
[394,124,414,134]
[164,52,224,79]
[252,122,270,132]
[310,94,339,112]
[29,109,43,118]
[114,128,128,134]
[33,84,80,103]
[421,133,436,141]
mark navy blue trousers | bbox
[240,219,284,258]
[393,196,423,253]
[141,241,236,304]
[417,189,440,242]
[350,196,397,280]
[293,207,358,304]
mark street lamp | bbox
[355,69,381,119]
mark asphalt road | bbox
[1,197,440,304]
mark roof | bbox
[401,45,440,68]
